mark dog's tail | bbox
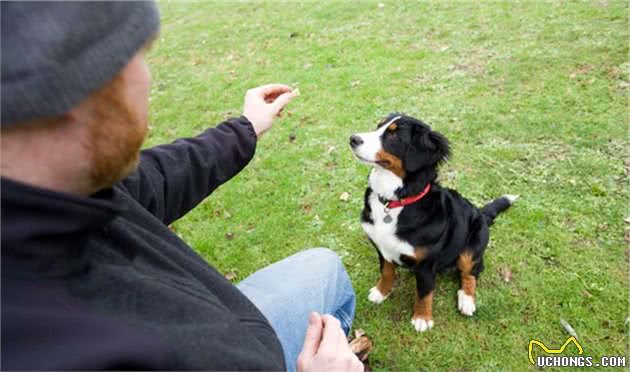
[481,194,519,226]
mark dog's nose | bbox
[349,135,364,149]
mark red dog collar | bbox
[385,183,431,209]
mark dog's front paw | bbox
[411,317,434,332]
[457,289,476,316]
[367,287,388,304]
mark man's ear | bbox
[403,130,450,172]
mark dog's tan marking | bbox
[387,123,398,131]
[457,251,476,298]
[402,247,428,265]
[413,290,434,320]
[376,260,397,296]
[376,149,405,178]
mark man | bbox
[1,2,362,371]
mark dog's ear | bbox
[404,130,450,172]
[427,130,450,164]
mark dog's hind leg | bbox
[456,250,480,316]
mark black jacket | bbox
[1,117,286,371]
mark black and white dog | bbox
[349,114,518,332]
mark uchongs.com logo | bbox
[528,336,626,368]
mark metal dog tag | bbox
[383,214,393,224]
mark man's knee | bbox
[298,247,344,271]
[302,247,339,260]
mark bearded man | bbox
[1,2,361,371]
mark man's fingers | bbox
[318,315,342,356]
[300,312,323,359]
[335,321,351,352]
[272,91,297,115]
[249,83,293,98]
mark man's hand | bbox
[297,313,364,372]
[242,84,299,138]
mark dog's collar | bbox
[378,183,431,209]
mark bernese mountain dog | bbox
[349,113,518,333]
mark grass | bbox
[147,2,628,370]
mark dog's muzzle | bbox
[349,135,364,149]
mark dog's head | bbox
[349,113,450,178]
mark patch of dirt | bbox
[448,62,486,76]
[569,63,595,79]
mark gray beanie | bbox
[1,1,160,126]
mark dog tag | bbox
[383,215,393,224]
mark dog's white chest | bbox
[361,192,415,265]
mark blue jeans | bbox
[237,248,356,372]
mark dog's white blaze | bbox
[352,116,400,162]
[457,290,476,316]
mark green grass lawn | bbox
[147,2,628,370]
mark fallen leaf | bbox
[225,232,235,240]
[327,146,336,155]
[349,333,373,362]
[560,319,577,338]
[624,217,630,224]
[499,266,512,283]
[350,80,361,87]
[339,192,350,202]
[443,170,457,182]
[225,271,237,281]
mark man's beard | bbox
[87,75,148,191]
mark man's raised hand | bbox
[242,84,299,138]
